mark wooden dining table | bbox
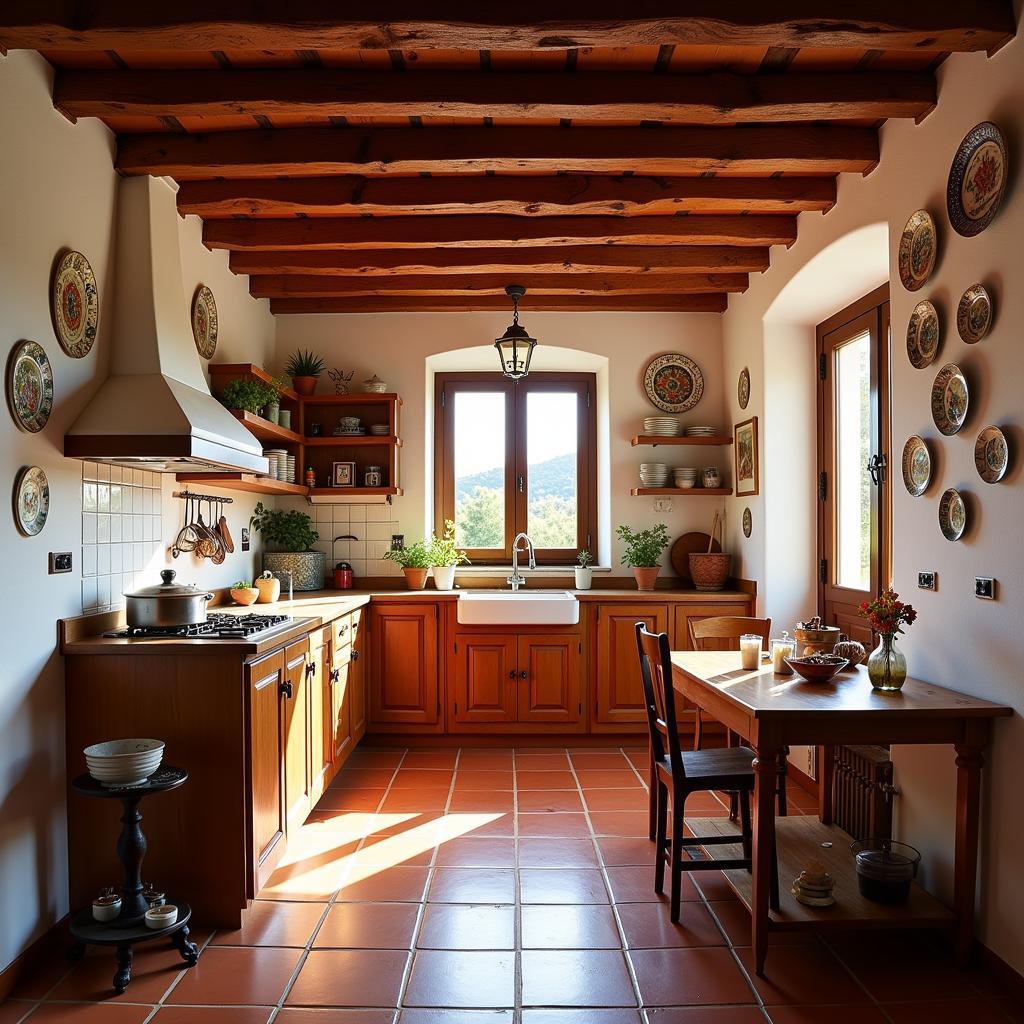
[670,651,1012,974]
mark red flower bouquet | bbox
[859,589,917,638]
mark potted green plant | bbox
[229,579,260,606]
[218,378,277,418]
[428,520,470,591]
[574,549,593,590]
[616,523,670,591]
[285,349,325,396]
[384,539,432,590]
[249,502,324,591]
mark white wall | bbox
[721,32,1024,973]
[0,51,276,973]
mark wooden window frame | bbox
[434,371,597,565]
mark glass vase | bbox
[867,634,907,691]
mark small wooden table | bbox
[670,652,1012,974]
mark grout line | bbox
[512,745,522,1017]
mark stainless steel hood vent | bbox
[65,176,268,475]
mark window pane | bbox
[835,332,871,591]
[453,392,505,549]
[526,391,578,549]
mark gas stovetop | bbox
[105,613,299,641]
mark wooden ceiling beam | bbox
[55,68,936,124]
[248,272,750,298]
[1,3,1013,54]
[179,175,836,218]
[117,125,878,178]
[268,294,730,314]
[229,245,772,276]
[203,214,797,250]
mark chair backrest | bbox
[635,623,686,779]
[688,615,772,651]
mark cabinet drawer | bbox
[333,613,353,653]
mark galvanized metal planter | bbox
[262,551,326,591]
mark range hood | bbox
[65,176,268,475]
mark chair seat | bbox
[655,745,756,788]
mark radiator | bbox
[832,744,896,841]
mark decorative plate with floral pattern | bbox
[737,367,750,409]
[947,122,1007,237]
[191,284,218,360]
[930,362,969,436]
[974,425,1008,484]
[901,435,931,497]
[51,250,98,358]
[643,353,704,413]
[956,283,993,344]
[7,340,53,433]
[938,487,967,542]
[906,300,940,369]
[897,210,937,291]
[14,466,49,537]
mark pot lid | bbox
[125,569,210,599]
[853,840,920,881]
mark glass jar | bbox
[771,631,796,674]
[740,633,762,670]
[867,634,907,691]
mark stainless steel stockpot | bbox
[124,570,214,628]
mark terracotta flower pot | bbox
[291,375,318,396]
[633,566,660,592]
[403,567,429,591]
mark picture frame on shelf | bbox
[734,416,759,497]
[332,461,356,488]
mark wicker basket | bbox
[688,552,731,592]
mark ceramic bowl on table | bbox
[784,654,849,683]
[84,738,164,787]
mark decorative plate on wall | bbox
[643,353,704,413]
[906,300,940,369]
[901,435,932,497]
[938,487,967,542]
[191,284,218,360]
[51,250,99,358]
[956,283,993,344]
[897,210,937,291]
[974,425,1008,484]
[737,367,750,410]
[7,340,54,433]
[930,362,969,436]
[947,122,1007,237]
[13,466,49,537]
[742,507,752,538]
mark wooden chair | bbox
[635,623,778,922]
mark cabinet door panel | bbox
[370,604,439,726]
[246,651,285,886]
[672,603,754,650]
[453,635,517,724]
[595,604,668,725]
[349,609,367,740]
[283,638,311,832]
[331,644,353,762]
[308,628,329,800]
[517,635,581,725]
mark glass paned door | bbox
[525,390,579,550]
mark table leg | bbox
[953,739,985,966]
[172,924,199,966]
[751,745,780,976]
[116,794,150,920]
[113,943,133,994]
[818,744,834,824]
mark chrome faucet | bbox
[506,532,536,591]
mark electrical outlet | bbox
[240,527,250,552]
[975,577,995,600]
[653,499,673,513]
[391,534,405,550]
[917,571,936,591]
[49,551,72,574]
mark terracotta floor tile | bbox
[337,865,430,902]
[213,900,326,947]
[515,770,577,791]
[331,769,397,790]
[519,868,609,904]
[513,753,571,770]
[8,954,72,999]
[630,947,756,1006]
[165,945,301,1006]
[23,1006,153,1023]
[517,790,584,812]
[764,1008,890,1024]
[521,949,637,1007]
[434,837,516,867]
[0,1001,33,1024]
[735,944,867,1006]
[379,790,451,813]
[618,900,724,948]
[285,949,409,1008]
[399,1013,513,1024]
[692,871,740,902]
[597,838,658,867]
[518,837,600,868]
[517,813,590,838]
[276,1011,396,1024]
[417,904,515,950]
[391,769,454,789]
[445,815,514,839]
[589,812,651,837]
[455,751,514,770]
[708,901,814,948]
[427,867,516,904]
[879,999,1015,1024]
[521,903,621,948]
[353,833,437,867]
[345,748,406,770]
[576,770,644,789]
[452,771,515,791]
[314,902,419,949]
[364,813,445,841]
[403,950,515,1008]
[606,865,698,904]
[150,1009,274,1024]
[570,752,633,770]
[315,789,386,812]
[522,1012,642,1024]
[401,751,460,769]
[584,789,649,811]
[646,1009,766,1023]
[447,791,515,813]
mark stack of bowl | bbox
[685,425,718,438]
[643,416,680,437]
[673,467,699,489]
[84,739,165,788]
[639,463,669,488]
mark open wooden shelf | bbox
[174,473,307,496]
[632,434,733,446]
[208,363,299,403]
[304,435,402,447]
[631,487,732,496]
[302,393,401,405]
[308,487,403,498]
[229,409,302,445]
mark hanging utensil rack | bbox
[172,490,234,504]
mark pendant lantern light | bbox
[494,285,537,380]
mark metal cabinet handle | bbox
[305,661,316,677]
[519,670,528,680]
[338,623,349,634]
[351,649,360,662]
[280,680,293,699]
[508,670,517,679]
[330,668,340,683]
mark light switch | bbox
[917,571,936,591]
[653,499,673,513]
[49,552,73,574]
[975,577,995,600]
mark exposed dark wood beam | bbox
[203,214,798,250]
[248,272,749,298]
[55,69,936,124]
[117,126,879,179]
[268,294,729,314]
[1,3,1013,54]
[178,175,836,218]
[229,245,772,276]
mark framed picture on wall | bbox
[332,461,355,488]
[734,417,759,497]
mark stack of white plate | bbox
[369,424,390,436]
[639,462,669,487]
[263,449,288,480]
[673,467,699,489]
[262,449,278,479]
[643,416,680,437]
[84,739,164,788]
[685,426,718,437]
[285,454,296,483]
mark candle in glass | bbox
[740,634,762,670]
[772,633,796,674]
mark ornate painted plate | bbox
[191,284,218,360]
[947,122,1008,237]
[930,362,969,436]
[51,250,99,358]
[897,210,937,291]
[737,367,750,410]
[13,466,49,537]
[643,353,704,413]
[742,507,752,538]
[901,435,932,497]
[6,340,54,433]
[906,300,940,369]
[974,425,1008,484]
[956,283,993,344]
[938,487,967,542]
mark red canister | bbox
[334,562,354,589]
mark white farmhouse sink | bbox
[457,590,580,626]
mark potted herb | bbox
[218,378,277,417]
[229,579,260,606]
[384,539,432,590]
[249,502,324,591]
[616,523,670,592]
[574,549,593,590]
[859,589,917,691]
[428,520,470,591]
[285,349,325,396]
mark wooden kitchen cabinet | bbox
[308,627,330,801]
[452,634,518,725]
[330,641,354,762]
[594,603,669,727]
[282,637,312,833]
[517,635,582,725]
[349,608,367,741]
[672,602,754,650]
[369,603,439,728]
